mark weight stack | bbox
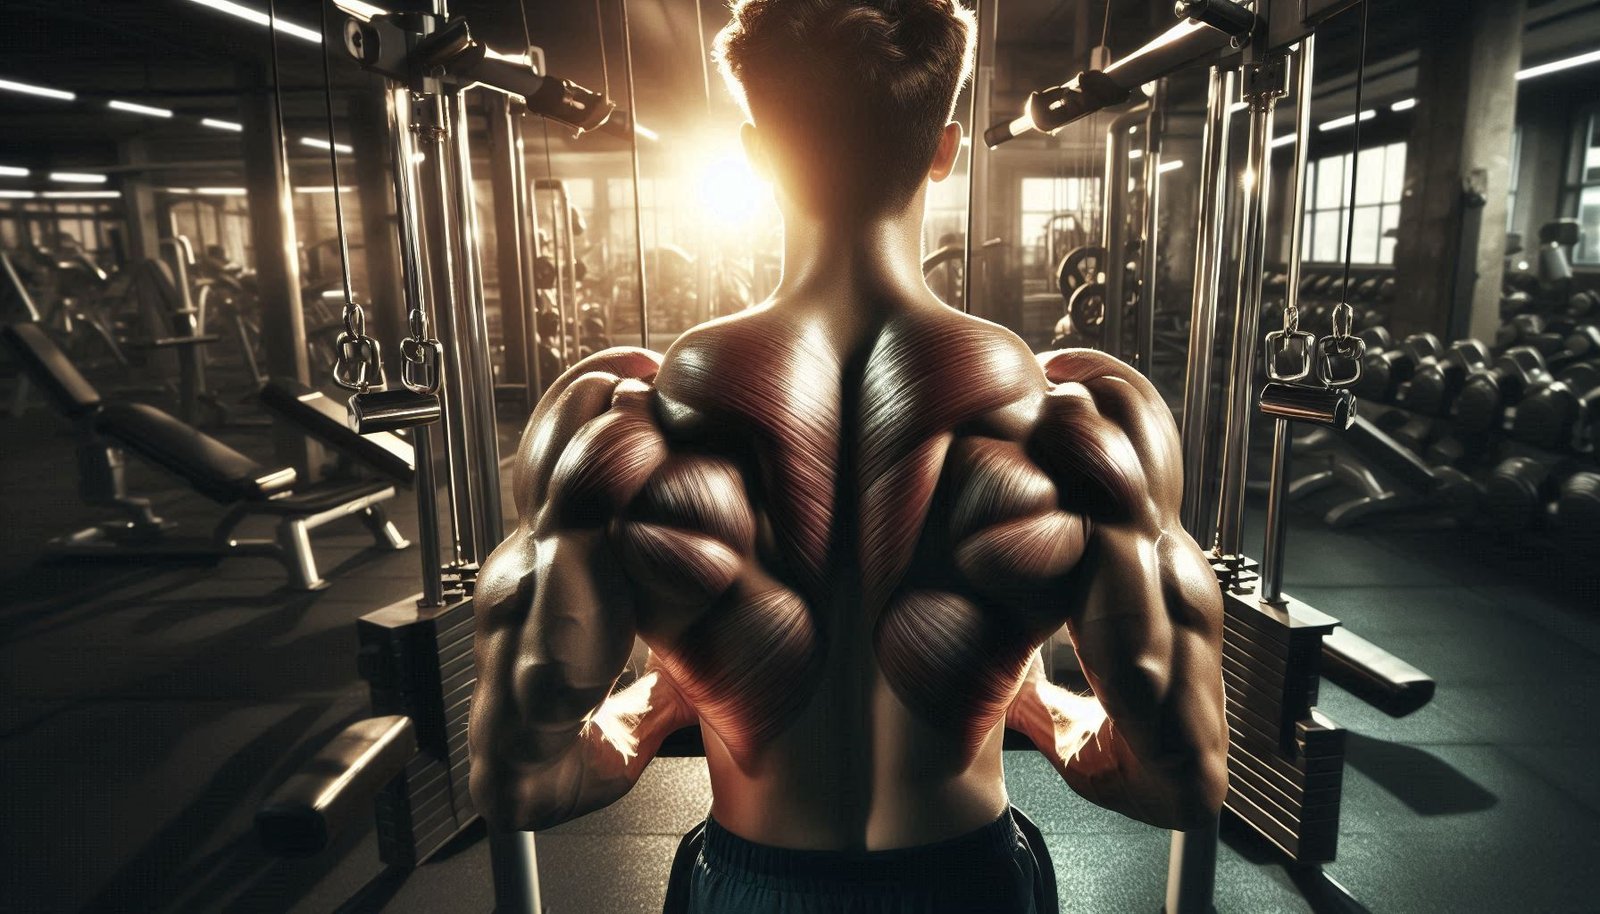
[1218,565,1347,864]
[358,595,478,868]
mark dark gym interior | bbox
[3,0,1600,911]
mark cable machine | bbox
[988,1,1434,911]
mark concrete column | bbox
[240,72,314,472]
[116,139,163,262]
[1393,0,1524,342]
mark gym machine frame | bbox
[989,1,1434,911]
[254,2,617,910]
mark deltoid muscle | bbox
[512,316,1154,763]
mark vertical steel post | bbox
[387,88,446,609]
[1136,80,1166,376]
[487,95,532,406]
[1261,37,1315,604]
[1214,54,1287,558]
[963,0,999,317]
[1101,105,1149,362]
[450,89,506,553]
[1178,67,1236,541]
[416,90,476,568]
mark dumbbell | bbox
[1555,325,1600,367]
[1511,362,1600,450]
[1353,276,1382,302]
[1377,277,1396,303]
[1401,338,1491,416]
[1569,290,1600,322]
[1495,314,1564,356]
[1431,465,1484,522]
[1355,332,1441,404]
[1500,289,1534,319]
[1557,471,1600,540]
[1353,305,1386,331]
[1453,346,1550,435]
[1483,456,1560,531]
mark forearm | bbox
[1010,676,1222,831]
[474,669,695,830]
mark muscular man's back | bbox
[633,295,1058,849]
[472,284,1224,852]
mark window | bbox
[1019,176,1101,274]
[1301,141,1406,265]
[1571,111,1600,264]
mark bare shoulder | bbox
[503,347,666,521]
[1026,348,1183,523]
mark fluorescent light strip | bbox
[43,190,120,199]
[1390,98,1417,112]
[0,77,75,102]
[108,99,174,119]
[633,122,659,143]
[182,0,322,44]
[1317,109,1376,132]
[1129,148,1144,159]
[1517,48,1600,81]
[162,186,247,196]
[295,185,355,194]
[0,165,29,177]
[334,0,389,21]
[1158,160,1184,174]
[299,137,353,154]
[1271,132,1298,149]
[0,190,38,199]
[201,117,244,132]
[50,172,108,184]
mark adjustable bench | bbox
[3,321,408,591]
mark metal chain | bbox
[311,0,382,392]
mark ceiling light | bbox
[1517,48,1600,81]
[0,77,75,102]
[195,186,248,196]
[183,0,322,44]
[42,190,120,199]
[1129,148,1144,159]
[201,117,244,132]
[1390,98,1417,112]
[1158,160,1184,174]
[0,190,38,199]
[299,137,353,154]
[295,185,354,194]
[50,172,108,184]
[108,99,174,119]
[1271,132,1298,149]
[1317,109,1376,132]
[334,0,389,21]
[0,165,29,177]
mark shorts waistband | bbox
[700,808,1023,890]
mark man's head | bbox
[714,0,975,217]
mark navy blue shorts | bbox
[662,807,1054,914]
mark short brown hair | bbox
[714,0,975,213]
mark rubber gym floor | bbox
[3,406,1599,914]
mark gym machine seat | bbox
[2,321,408,590]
